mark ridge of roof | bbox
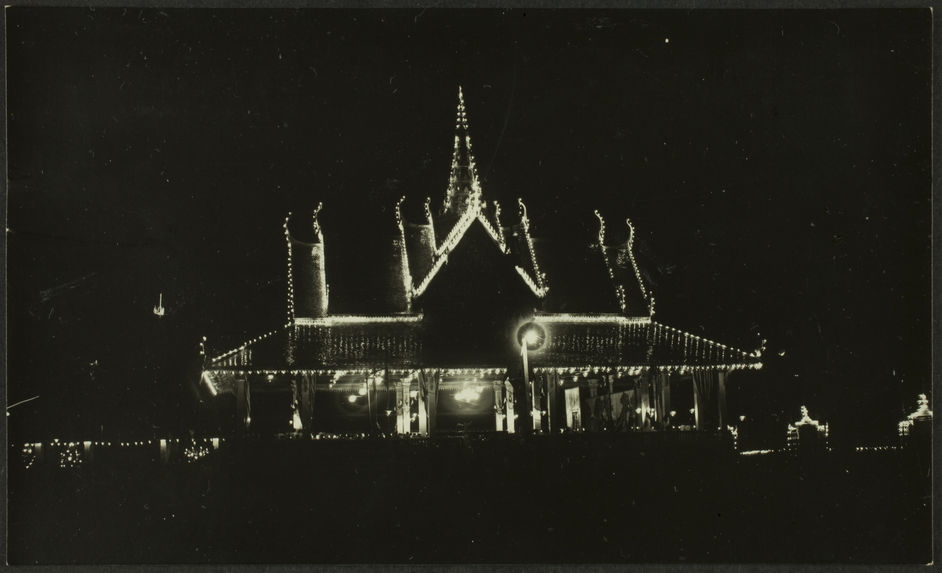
[595,210,629,314]
[518,198,547,293]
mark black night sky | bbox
[6,9,931,444]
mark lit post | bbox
[521,339,536,432]
[365,372,375,438]
[517,323,546,435]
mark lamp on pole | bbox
[517,322,546,433]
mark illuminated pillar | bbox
[521,345,540,433]
[717,370,728,430]
[235,377,251,431]
[651,372,661,428]
[397,380,410,434]
[504,379,516,434]
[299,373,315,431]
[494,380,505,431]
[532,374,543,432]
[546,373,556,434]
[640,376,651,430]
[417,377,428,435]
[659,371,672,429]
[607,374,615,430]
[565,386,582,429]
[690,373,708,430]
[427,370,439,435]
[692,374,701,430]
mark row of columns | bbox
[526,369,728,433]
[229,369,730,435]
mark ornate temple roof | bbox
[205,86,762,379]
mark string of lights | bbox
[492,201,506,246]
[294,314,423,326]
[595,210,627,313]
[517,198,546,293]
[283,212,295,323]
[532,313,650,325]
[395,195,414,309]
[623,217,650,306]
[424,196,437,250]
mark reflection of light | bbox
[347,395,358,404]
[689,408,695,414]
[454,383,484,405]
[358,386,367,396]
[635,407,641,414]
[266,374,274,382]
[292,411,303,431]
[669,410,677,417]
[739,415,746,422]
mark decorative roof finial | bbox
[395,195,406,231]
[312,202,324,243]
[424,196,434,225]
[594,210,606,246]
[907,394,933,419]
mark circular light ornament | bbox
[516,322,546,351]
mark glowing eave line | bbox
[475,213,507,252]
[208,324,288,364]
[650,320,755,359]
[515,266,547,298]
[433,206,477,257]
[294,315,423,326]
[533,314,651,325]
[531,362,763,373]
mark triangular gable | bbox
[412,204,546,299]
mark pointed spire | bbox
[442,85,483,215]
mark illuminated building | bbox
[199,87,763,436]
[786,405,829,455]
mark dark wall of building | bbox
[404,223,436,285]
[418,222,538,366]
[381,238,412,313]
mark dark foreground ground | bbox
[7,434,933,564]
